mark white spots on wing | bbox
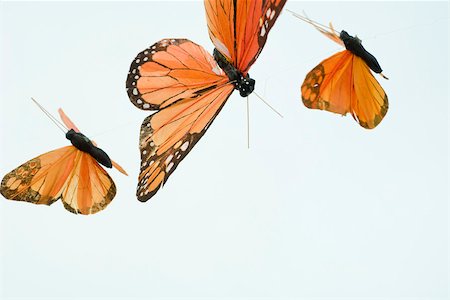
[260,25,266,37]
[166,162,174,172]
[132,69,137,74]
[135,58,140,63]
[134,75,139,80]
[151,45,156,50]
[142,150,147,155]
[144,50,149,55]
[146,123,151,127]
[180,141,189,151]
[270,10,275,20]
[160,39,169,47]
[143,103,150,109]
[165,154,174,165]
[266,8,271,18]
[150,142,155,146]
[149,160,154,167]
[170,39,176,43]
[137,99,143,104]
[143,57,148,62]
[151,50,156,54]
[133,88,138,96]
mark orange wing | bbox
[351,55,388,129]
[205,0,287,74]
[127,38,235,201]
[301,50,388,129]
[137,82,234,201]
[126,39,227,111]
[1,146,116,215]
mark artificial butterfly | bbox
[1,100,127,215]
[126,0,286,201]
[291,11,389,129]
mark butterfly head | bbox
[213,48,255,98]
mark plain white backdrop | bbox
[0,1,448,299]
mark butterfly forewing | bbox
[126,39,227,111]
[205,0,286,74]
[302,50,354,115]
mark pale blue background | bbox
[0,1,448,299]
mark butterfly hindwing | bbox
[61,151,116,215]
[137,83,234,201]
[351,55,388,129]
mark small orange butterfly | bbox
[291,11,389,129]
[1,100,127,215]
[126,0,286,201]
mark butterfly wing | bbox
[351,55,388,129]
[126,39,227,111]
[301,50,388,129]
[1,146,77,205]
[137,82,234,201]
[205,0,287,74]
[61,151,116,214]
[126,38,234,201]
[58,108,81,132]
[1,145,116,214]
[302,50,354,115]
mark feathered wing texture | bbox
[127,38,235,201]
[58,108,80,132]
[126,39,227,111]
[205,0,287,74]
[351,55,388,129]
[1,146,116,215]
[301,50,388,129]
[137,83,234,201]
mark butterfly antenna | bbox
[31,97,68,134]
[247,96,250,149]
[380,73,389,80]
[286,9,340,36]
[253,91,283,118]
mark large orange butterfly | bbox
[1,102,127,215]
[126,0,286,201]
[292,12,389,129]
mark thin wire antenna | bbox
[286,9,340,36]
[246,96,250,149]
[31,97,68,134]
[253,91,283,118]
